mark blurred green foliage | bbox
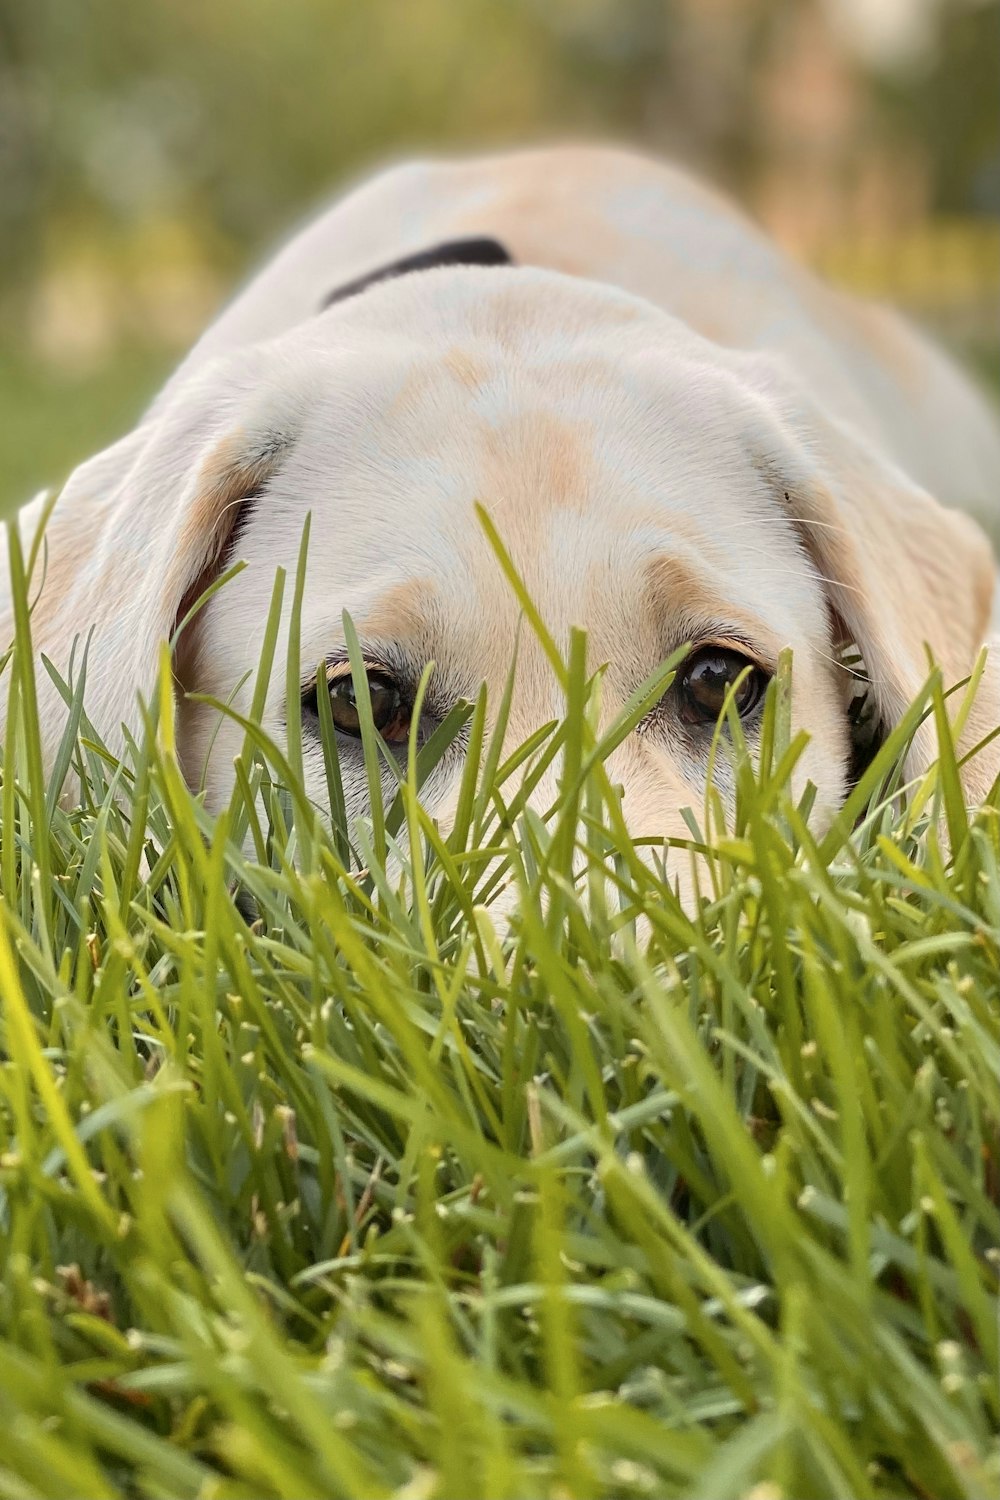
[0,0,997,512]
[0,346,174,510]
[3,0,997,280]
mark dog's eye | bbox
[676,646,768,726]
[325,671,412,744]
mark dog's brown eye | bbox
[677,647,768,726]
[328,672,412,744]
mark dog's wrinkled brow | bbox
[318,236,514,311]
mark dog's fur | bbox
[4,144,1000,876]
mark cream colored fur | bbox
[3,144,999,883]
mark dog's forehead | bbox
[309,262,665,344]
[282,268,761,534]
[240,267,826,677]
[284,290,764,528]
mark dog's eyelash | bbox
[300,651,467,731]
[300,653,400,699]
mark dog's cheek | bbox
[787,671,853,827]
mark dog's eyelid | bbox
[300,654,395,697]
[687,634,775,675]
[324,657,391,683]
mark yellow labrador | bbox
[4,144,1000,870]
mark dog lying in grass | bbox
[3,144,1000,862]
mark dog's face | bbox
[178,271,850,855]
[20,266,1000,884]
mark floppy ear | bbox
[763,390,1000,803]
[4,356,299,776]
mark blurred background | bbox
[1,0,997,516]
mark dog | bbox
[3,143,1000,877]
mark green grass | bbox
[1,514,999,1499]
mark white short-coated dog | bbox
[4,144,1000,871]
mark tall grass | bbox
[0,513,998,1499]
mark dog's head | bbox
[19,264,1000,874]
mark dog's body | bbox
[4,145,1000,876]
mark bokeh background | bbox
[1,0,997,516]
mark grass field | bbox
[0,520,998,1499]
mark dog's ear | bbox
[760,381,1000,801]
[9,358,299,773]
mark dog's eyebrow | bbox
[642,552,780,671]
[318,236,514,311]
